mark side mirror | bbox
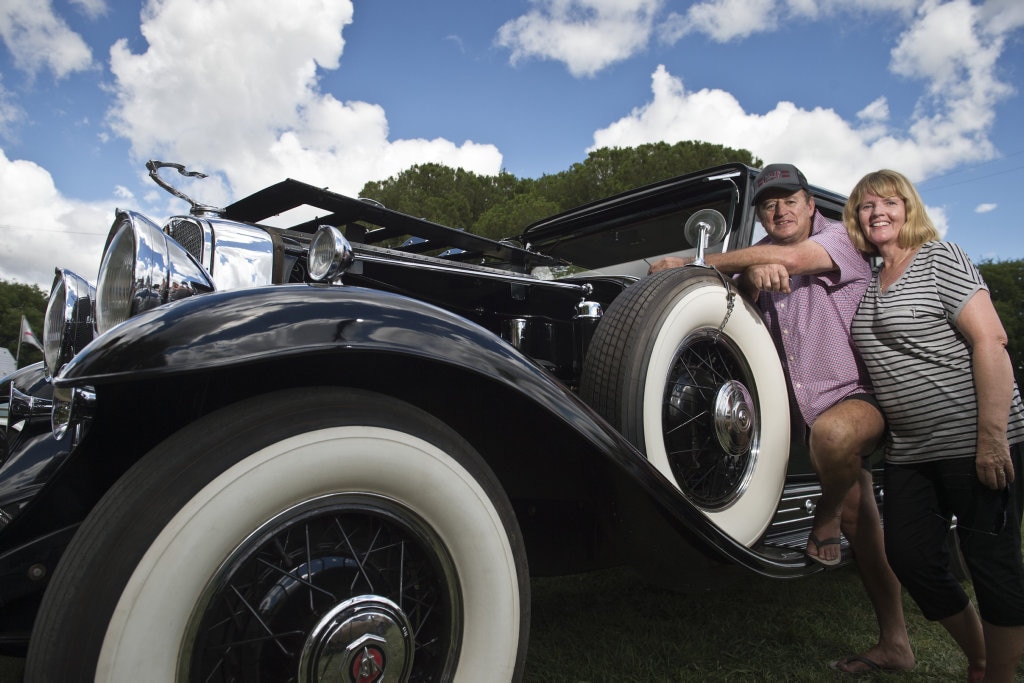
[684,209,728,267]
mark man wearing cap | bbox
[650,163,913,674]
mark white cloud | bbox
[659,0,921,44]
[928,204,948,238]
[975,202,997,213]
[590,0,1021,197]
[69,0,109,21]
[496,0,662,77]
[855,97,891,142]
[857,97,890,123]
[0,77,24,140]
[977,0,1024,35]
[0,0,94,78]
[445,34,466,53]
[660,0,777,43]
[0,149,112,290]
[590,65,893,192]
[107,0,501,199]
[891,0,1013,150]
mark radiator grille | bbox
[166,218,205,262]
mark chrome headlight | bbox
[95,211,216,334]
[43,269,96,378]
[308,226,354,282]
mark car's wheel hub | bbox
[713,380,754,456]
[300,595,414,683]
[662,330,759,509]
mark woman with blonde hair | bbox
[846,169,1024,682]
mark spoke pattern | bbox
[188,504,455,682]
[663,332,755,509]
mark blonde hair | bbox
[843,169,940,254]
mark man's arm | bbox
[649,239,836,276]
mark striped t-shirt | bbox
[851,241,1024,464]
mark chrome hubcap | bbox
[713,380,755,456]
[299,595,414,682]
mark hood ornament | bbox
[146,160,225,217]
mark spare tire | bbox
[580,267,790,546]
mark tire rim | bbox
[184,493,460,682]
[663,329,759,509]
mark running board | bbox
[761,476,885,553]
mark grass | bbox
[524,564,986,682]
[0,563,1010,681]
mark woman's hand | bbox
[976,433,1014,490]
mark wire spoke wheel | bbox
[25,389,529,682]
[188,496,459,681]
[663,330,757,509]
[580,269,789,546]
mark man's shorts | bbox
[801,393,885,468]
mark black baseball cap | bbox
[751,163,809,205]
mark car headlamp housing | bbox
[308,226,354,282]
[43,268,96,378]
[95,211,216,334]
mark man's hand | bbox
[648,256,692,274]
[742,263,793,293]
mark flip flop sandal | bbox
[805,533,842,567]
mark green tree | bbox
[978,259,1024,383]
[473,193,562,241]
[538,140,761,210]
[359,164,520,231]
[359,140,761,239]
[0,279,47,370]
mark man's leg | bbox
[806,399,878,563]
[833,469,915,672]
[814,399,913,671]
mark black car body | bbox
[0,161,859,680]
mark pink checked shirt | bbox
[756,212,873,427]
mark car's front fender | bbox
[46,284,809,580]
[58,285,563,401]
[56,284,625,446]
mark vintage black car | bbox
[0,161,859,680]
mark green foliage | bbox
[359,163,522,231]
[358,140,761,239]
[0,279,47,369]
[979,259,1024,383]
[537,140,761,210]
[473,192,561,241]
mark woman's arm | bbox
[957,289,1017,489]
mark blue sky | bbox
[0,0,1022,291]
